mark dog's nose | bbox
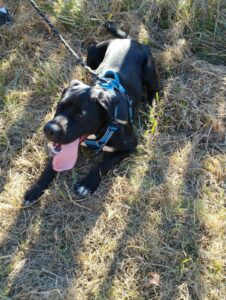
[44,122,61,140]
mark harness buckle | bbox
[108,123,118,132]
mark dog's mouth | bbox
[51,143,62,155]
[49,136,86,172]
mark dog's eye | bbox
[78,109,87,119]
[74,109,87,119]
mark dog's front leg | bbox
[75,151,130,196]
[23,160,57,206]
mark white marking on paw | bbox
[76,186,90,196]
[24,200,31,206]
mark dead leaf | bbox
[144,272,160,287]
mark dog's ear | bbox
[94,90,119,120]
[69,79,81,87]
[61,87,67,97]
[61,80,86,97]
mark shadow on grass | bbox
[0,0,79,192]
[1,5,225,300]
[0,51,74,192]
[0,160,114,298]
[80,58,225,299]
[1,14,161,298]
[0,1,93,297]
[3,121,218,299]
[89,130,222,299]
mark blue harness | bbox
[84,70,133,151]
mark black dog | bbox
[23,25,159,206]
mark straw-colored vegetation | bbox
[0,0,225,299]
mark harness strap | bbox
[84,70,133,152]
[84,122,118,151]
[99,70,133,124]
[99,71,126,95]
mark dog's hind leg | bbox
[86,40,110,70]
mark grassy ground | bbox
[0,0,225,299]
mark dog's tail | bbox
[105,22,129,39]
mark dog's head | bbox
[44,80,119,144]
[43,80,119,171]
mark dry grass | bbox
[0,0,225,299]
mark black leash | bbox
[29,0,106,83]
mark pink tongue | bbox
[52,139,80,172]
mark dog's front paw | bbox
[75,185,91,197]
[23,185,44,207]
[75,174,101,197]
